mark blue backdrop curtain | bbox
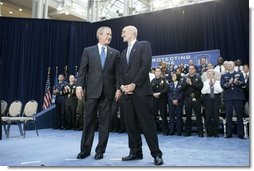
[0,0,248,110]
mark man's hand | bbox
[76,87,84,101]
[153,92,160,98]
[127,83,136,92]
[172,100,178,106]
[120,85,133,94]
[114,90,122,101]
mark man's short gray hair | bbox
[96,26,111,39]
[125,25,138,38]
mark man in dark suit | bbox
[76,26,121,160]
[119,25,163,165]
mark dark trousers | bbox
[122,95,162,158]
[153,98,169,134]
[80,95,113,154]
[110,100,120,132]
[55,96,66,128]
[76,100,84,130]
[119,99,126,132]
[168,100,183,134]
[65,97,77,129]
[184,97,203,134]
[224,100,244,137]
[203,94,221,135]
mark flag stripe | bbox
[43,73,52,110]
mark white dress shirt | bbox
[98,43,108,56]
[201,79,223,95]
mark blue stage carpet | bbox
[0,126,249,167]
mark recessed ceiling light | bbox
[9,11,13,14]
[0,2,3,5]
[19,8,23,11]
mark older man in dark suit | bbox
[76,26,121,160]
[119,25,163,165]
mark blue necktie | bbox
[210,79,214,99]
[100,47,106,68]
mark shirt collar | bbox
[128,39,137,47]
[98,43,107,50]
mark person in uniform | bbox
[182,64,204,137]
[53,74,68,129]
[221,61,245,139]
[167,72,184,136]
[151,67,169,135]
[64,75,78,130]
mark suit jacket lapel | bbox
[122,48,128,72]
[93,46,103,71]
[127,41,138,71]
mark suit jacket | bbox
[76,45,120,99]
[119,41,153,96]
[168,81,184,101]
[220,71,245,101]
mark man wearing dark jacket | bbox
[76,26,121,160]
[119,25,163,165]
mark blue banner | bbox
[152,49,220,68]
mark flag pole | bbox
[64,65,68,79]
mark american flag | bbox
[43,71,52,110]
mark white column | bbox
[96,0,100,21]
[43,0,48,19]
[91,0,96,22]
[32,0,37,18]
[36,0,43,18]
[124,0,129,16]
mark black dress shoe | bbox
[207,134,212,137]
[163,132,169,136]
[184,132,191,137]
[95,153,104,160]
[239,135,246,139]
[198,133,204,137]
[122,153,143,161]
[225,135,232,138]
[154,156,163,165]
[176,133,182,136]
[168,132,175,135]
[77,152,90,159]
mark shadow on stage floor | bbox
[0,126,250,167]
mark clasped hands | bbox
[120,83,136,94]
